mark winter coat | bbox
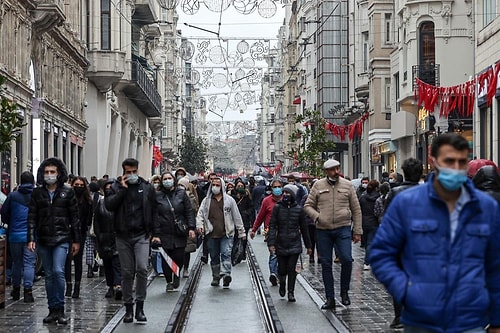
[104,177,157,237]
[252,180,267,211]
[472,166,500,205]
[267,196,311,256]
[370,173,500,331]
[359,191,380,228]
[0,183,33,243]
[27,184,80,246]
[153,187,195,250]
[196,178,245,238]
[93,194,117,260]
[303,177,362,235]
[75,196,92,236]
[385,181,420,210]
[232,190,255,231]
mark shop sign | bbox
[378,141,396,154]
[371,143,382,165]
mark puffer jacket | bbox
[472,165,500,205]
[359,191,380,228]
[232,190,255,231]
[153,187,195,250]
[267,194,311,256]
[370,173,500,331]
[93,193,117,260]
[304,177,362,235]
[104,177,157,237]
[1,183,33,243]
[27,184,80,246]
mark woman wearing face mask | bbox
[231,179,255,259]
[150,175,161,192]
[267,184,312,302]
[151,172,196,292]
[226,182,235,195]
[250,179,283,286]
[65,176,92,298]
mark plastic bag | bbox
[95,253,104,267]
[231,236,245,266]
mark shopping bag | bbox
[231,236,245,266]
[158,247,180,277]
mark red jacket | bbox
[251,195,281,232]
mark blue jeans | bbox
[363,225,378,265]
[39,243,69,308]
[10,242,37,289]
[269,252,278,277]
[208,236,232,277]
[316,227,353,299]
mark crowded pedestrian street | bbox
[0,235,396,332]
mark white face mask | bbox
[211,186,221,195]
[44,175,57,185]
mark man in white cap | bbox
[304,159,362,310]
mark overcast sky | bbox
[177,4,286,121]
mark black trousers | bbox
[277,254,299,292]
[103,255,122,287]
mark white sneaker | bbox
[363,264,370,271]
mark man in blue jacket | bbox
[370,133,500,332]
[0,171,36,303]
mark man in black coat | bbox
[105,158,157,323]
[27,157,80,325]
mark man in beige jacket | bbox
[304,159,362,310]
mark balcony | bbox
[122,61,161,117]
[86,51,126,92]
[412,64,440,89]
[32,0,65,34]
[133,0,156,26]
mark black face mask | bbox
[74,187,85,195]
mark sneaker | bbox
[222,275,232,288]
[269,274,278,286]
[389,318,404,329]
[334,256,340,263]
[166,283,174,292]
[114,286,122,301]
[183,268,189,278]
[363,264,370,271]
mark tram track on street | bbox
[165,243,284,333]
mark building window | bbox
[385,13,392,44]
[161,7,168,22]
[419,21,436,85]
[270,132,274,143]
[362,32,369,72]
[385,78,391,110]
[483,0,496,27]
[101,0,111,50]
[394,72,400,111]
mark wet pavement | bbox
[0,239,397,332]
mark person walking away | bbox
[370,133,500,332]
[0,171,36,302]
[379,157,423,329]
[27,158,80,324]
[300,180,319,264]
[232,178,255,260]
[94,180,122,300]
[286,174,308,204]
[267,184,312,302]
[472,165,500,205]
[151,172,196,291]
[178,177,199,278]
[358,180,380,271]
[196,177,246,288]
[373,182,390,225]
[65,176,92,298]
[104,158,157,323]
[304,159,362,310]
[250,179,283,286]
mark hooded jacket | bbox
[196,178,245,238]
[472,165,500,205]
[27,157,80,246]
[267,189,311,256]
[370,173,500,331]
[1,183,34,242]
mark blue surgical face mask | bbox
[162,179,174,189]
[434,160,468,191]
[272,187,282,196]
